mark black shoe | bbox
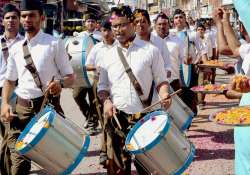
[99,152,108,169]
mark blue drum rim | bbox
[125,110,170,154]
[82,35,91,88]
[181,114,194,131]
[16,106,55,155]
[172,144,196,175]
[61,135,90,175]
[180,64,191,87]
[82,35,97,88]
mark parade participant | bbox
[133,9,172,78]
[97,6,171,174]
[0,4,23,175]
[154,12,184,91]
[72,13,100,135]
[76,13,102,41]
[170,9,203,113]
[85,18,117,167]
[0,0,74,174]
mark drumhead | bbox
[16,106,55,154]
[66,35,96,87]
[125,111,170,154]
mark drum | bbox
[15,105,90,175]
[66,35,97,88]
[167,87,194,131]
[180,64,192,88]
[125,111,195,175]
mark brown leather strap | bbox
[1,37,9,62]
[23,40,44,92]
[117,47,144,96]
[117,47,154,107]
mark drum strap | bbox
[117,47,154,107]
[1,37,9,62]
[22,40,44,93]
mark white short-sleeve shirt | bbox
[86,40,117,67]
[0,34,23,87]
[98,37,167,114]
[149,33,171,73]
[6,30,73,99]
[164,34,184,82]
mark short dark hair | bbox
[133,9,151,24]
[101,18,111,30]
[155,12,169,24]
[173,9,185,17]
[3,3,20,17]
[110,5,134,22]
[196,22,206,30]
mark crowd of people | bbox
[1,0,250,174]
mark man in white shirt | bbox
[85,18,117,168]
[72,14,101,134]
[133,9,172,78]
[97,6,171,174]
[0,1,74,174]
[0,4,23,175]
[154,12,184,91]
[76,13,102,41]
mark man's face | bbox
[20,10,43,33]
[155,17,169,38]
[197,27,205,36]
[2,12,20,33]
[134,15,150,37]
[101,27,114,43]
[111,16,135,43]
[85,19,96,32]
[173,14,185,29]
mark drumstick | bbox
[40,76,55,112]
[141,89,182,113]
[113,113,122,130]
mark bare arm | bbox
[222,9,241,56]
[1,80,16,122]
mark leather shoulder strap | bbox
[1,37,9,62]
[117,47,155,107]
[117,47,144,96]
[22,40,44,92]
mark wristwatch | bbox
[59,79,64,88]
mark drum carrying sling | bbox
[117,47,154,108]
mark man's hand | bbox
[160,93,172,110]
[213,8,223,23]
[1,103,13,123]
[47,80,62,96]
[103,99,116,119]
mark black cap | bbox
[101,18,111,30]
[20,0,43,12]
[84,13,97,21]
[3,3,20,17]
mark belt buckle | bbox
[29,100,34,108]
